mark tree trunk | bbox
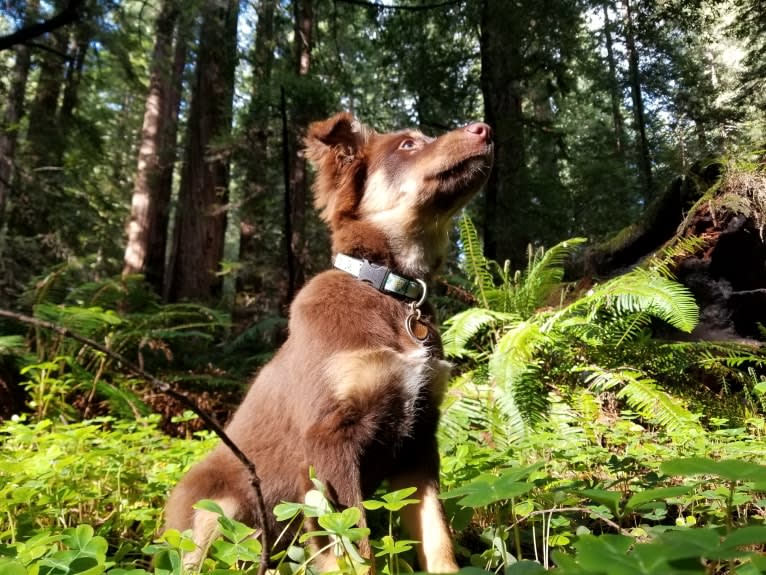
[237,0,277,293]
[59,21,89,126]
[26,24,68,168]
[285,0,313,302]
[166,0,239,302]
[603,0,626,157]
[148,15,190,293]
[11,6,69,238]
[123,0,180,292]
[480,0,527,267]
[0,0,37,225]
[622,0,654,203]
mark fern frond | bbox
[648,236,707,279]
[0,335,26,354]
[34,303,123,337]
[493,382,529,443]
[513,238,586,317]
[566,269,699,333]
[94,380,151,419]
[442,308,519,358]
[458,214,495,308]
[488,322,550,439]
[586,367,703,435]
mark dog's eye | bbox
[399,139,417,150]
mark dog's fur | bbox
[163,112,494,572]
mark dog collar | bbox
[333,253,427,303]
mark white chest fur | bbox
[325,347,452,432]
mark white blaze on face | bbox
[360,167,429,274]
[354,127,487,276]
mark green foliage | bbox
[2,274,260,420]
[435,214,766,571]
[3,400,766,574]
[443,215,709,444]
[0,416,214,558]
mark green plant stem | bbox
[726,480,735,534]
[0,307,272,575]
[513,518,522,561]
[389,509,396,575]
[504,506,633,537]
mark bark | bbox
[480,0,527,267]
[123,0,181,291]
[26,24,69,168]
[0,0,38,223]
[148,16,190,292]
[603,0,625,157]
[237,0,277,293]
[59,21,89,126]
[285,0,313,302]
[166,0,239,302]
[622,0,654,203]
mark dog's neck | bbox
[330,218,446,281]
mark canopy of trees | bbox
[0,0,762,316]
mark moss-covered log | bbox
[573,159,766,340]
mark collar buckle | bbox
[357,260,391,292]
[333,253,426,302]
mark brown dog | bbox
[164,112,493,572]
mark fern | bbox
[648,236,707,279]
[511,238,586,318]
[458,214,496,309]
[443,215,716,441]
[442,308,519,359]
[34,303,123,336]
[0,335,26,354]
[564,269,699,334]
[586,367,703,435]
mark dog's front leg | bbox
[390,471,459,573]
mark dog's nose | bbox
[465,122,492,142]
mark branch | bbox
[334,0,461,11]
[26,40,74,60]
[0,307,271,575]
[0,0,84,51]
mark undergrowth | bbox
[3,209,766,573]
[2,415,766,574]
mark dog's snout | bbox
[464,122,492,142]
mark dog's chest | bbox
[400,347,452,410]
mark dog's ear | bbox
[305,112,373,222]
[304,112,371,165]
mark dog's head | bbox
[305,112,493,278]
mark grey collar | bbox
[333,253,427,303]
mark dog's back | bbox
[164,113,493,572]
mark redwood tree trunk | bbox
[237,0,277,293]
[480,0,527,267]
[622,0,654,203]
[148,16,190,292]
[123,0,180,292]
[26,25,68,169]
[285,0,313,302]
[0,0,37,224]
[166,0,239,302]
[603,0,626,157]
